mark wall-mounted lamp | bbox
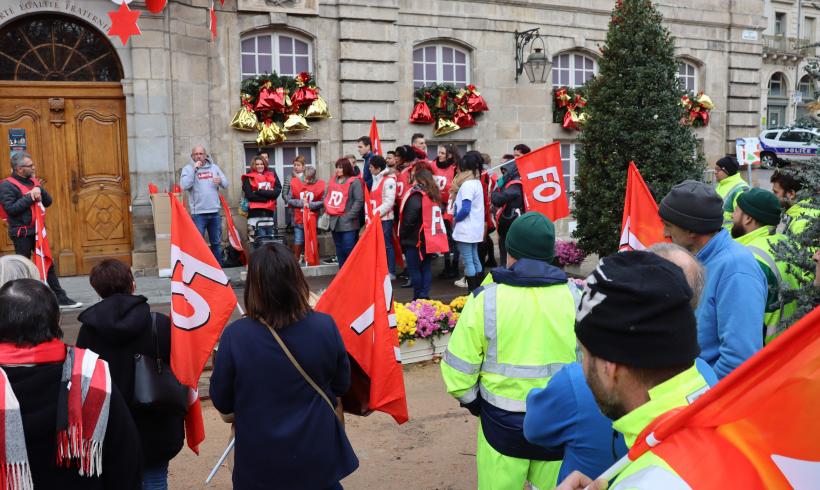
[515,28,552,84]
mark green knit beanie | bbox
[505,212,556,262]
[736,188,781,226]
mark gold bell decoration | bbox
[433,118,460,137]
[304,95,331,119]
[283,113,311,132]
[696,92,714,110]
[256,121,286,146]
[230,95,258,132]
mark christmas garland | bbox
[409,83,489,136]
[230,71,331,146]
[680,91,714,128]
[553,86,588,131]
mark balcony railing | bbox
[763,35,813,59]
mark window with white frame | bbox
[413,44,470,89]
[769,72,787,97]
[677,61,698,92]
[240,33,312,80]
[426,142,472,162]
[244,144,316,225]
[799,75,815,100]
[552,52,597,88]
[560,143,582,206]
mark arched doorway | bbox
[0,14,132,275]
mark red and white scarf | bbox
[0,340,111,489]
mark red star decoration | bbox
[108,2,142,46]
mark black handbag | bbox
[132,313,190,416]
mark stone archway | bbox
[0,14,132,275]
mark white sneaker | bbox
[454,277,468,288]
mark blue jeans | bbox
[143,461,169,490]
[192,212,223,265]
[457,241,481,277]
[294,224,305,245]
[332,230,358,269]
[381,220,396,275]
[404,246,432,299]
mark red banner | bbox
[369,117,383,156]
[315,220,408,424]
[514,142,570,222]
[303,206,319,266]
[169,194,237,452]
[32,204,52,282]
[618,161,668,251]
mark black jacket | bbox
[399,190,423,250]
[491,168,525,227]
[4,363,141,489]
[242,171,282,219]
[76,294,185,467]
[0,174,52,238]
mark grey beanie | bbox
[658,180,724,234]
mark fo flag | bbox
[315,220,409,424]
[618,162,668,251]
[219,194,247,265]
[169,194,237,453]
[369,117,382,156]
[599,306,820,488]
[515,142,570,221]
[32,204,52,282]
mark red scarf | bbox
[0,339,112,488]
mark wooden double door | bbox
[0,82,132,275]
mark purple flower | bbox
[555,240,587,267]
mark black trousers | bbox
[12,235,68,300]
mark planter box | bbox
[399,333,451,364]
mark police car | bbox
[758,127,820,167]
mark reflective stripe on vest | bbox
[457,384,479,405]
[443,349,481,375]
[479,384,526,412]
[745,244,782,287]
[612,465,691,490]
[481,284,566,379]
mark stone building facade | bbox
[1,0,801,272]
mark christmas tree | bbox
[573,0,704,256]
[772,161,819,323]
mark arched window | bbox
[768,72,787,97]
[413,43,470,88]
[0,14,122,81]
[798,75,815,100]
[677,61,698,92]
[240,32,312,80]
[551,52,596,88]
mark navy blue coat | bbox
[210,313,359,489]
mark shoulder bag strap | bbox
[150,312,164,373]
[259,318,339,417]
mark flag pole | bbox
[205,437,234,483]
[487,157,516,173]
[583,454,631,490]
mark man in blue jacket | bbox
[658,180,766,379]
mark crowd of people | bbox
[0,137,816,489]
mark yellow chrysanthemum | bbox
[449,296,468,312]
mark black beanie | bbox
[716,156,739,176]
[575,251,699,369]
[369,155,387,171]
[658,180,724,234]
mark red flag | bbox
[514,142,570,221]
[303,206,319,266]
[148,183,158,194]
[315,220,409,424]
[604,307,820,488]
[145,0,167,13]
[618,162,668,251]
[209,1,217,40]
[169,194,237,452]
[32,204,52,282]
[219,194,247,265]
[369,117,383,156]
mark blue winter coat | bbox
[695,229,767,379]
[209,313,359,489]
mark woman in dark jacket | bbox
[242,155,282,243]
[325,158,364,268]
[399,168,443,300]
[210,243,358,489]
[76,259,184,490]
